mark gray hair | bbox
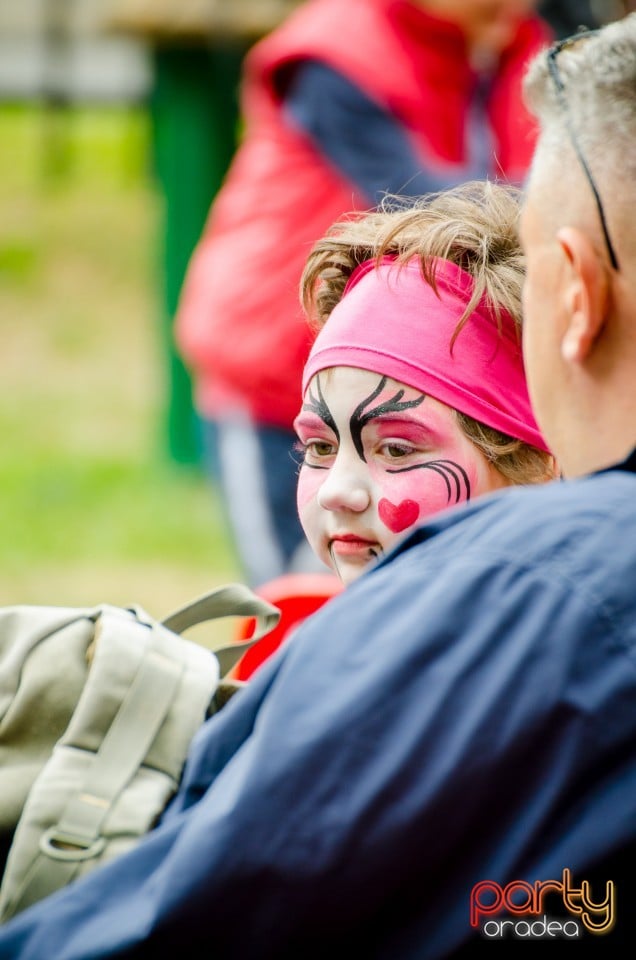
[523,14,636,191]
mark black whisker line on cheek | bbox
[435,459,471,502]
[387,459,471,503]
[426,462,460,502]
[421,464,453,502]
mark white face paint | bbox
[295,367,508,585]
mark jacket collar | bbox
[598,448,636,476]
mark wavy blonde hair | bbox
[301,181,556,485]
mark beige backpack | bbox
[0,584,279,922]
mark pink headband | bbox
[302,256,549,452]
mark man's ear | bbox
[556,226,609,363]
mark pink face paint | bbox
[294,409,335,512]
[296,461,322,512]
[294,368,507,587]
[372,419,440,446]
[378,497,420,533]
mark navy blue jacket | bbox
[1,457,636,957]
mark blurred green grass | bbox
[0,103,241,623]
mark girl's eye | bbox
[381,442,414,459]
[295,438,337,463]
[308,440,336,458]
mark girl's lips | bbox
[329,535,379,558]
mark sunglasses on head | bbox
[546,28,620,271]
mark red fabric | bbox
[175,0,551,430]
[231,573,344,679]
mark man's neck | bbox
[561,437,636,479]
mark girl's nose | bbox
[316,454,371,513]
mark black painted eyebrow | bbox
[302,375,340,443]
[349,376,425,461]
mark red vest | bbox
[176,0,551,430]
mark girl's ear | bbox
[556,226,609,364]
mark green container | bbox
[149,41,247,464]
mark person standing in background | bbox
[175,0,551,586]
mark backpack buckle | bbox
[39,828,107,862]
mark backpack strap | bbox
[161,583,281,676]
[41,638,183,855]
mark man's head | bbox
[520,14,636,476]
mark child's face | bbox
[294,367,508,585]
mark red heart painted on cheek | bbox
[378,498,420,534]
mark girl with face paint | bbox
[295,182,557,585]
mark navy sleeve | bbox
[282,59,465,204]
